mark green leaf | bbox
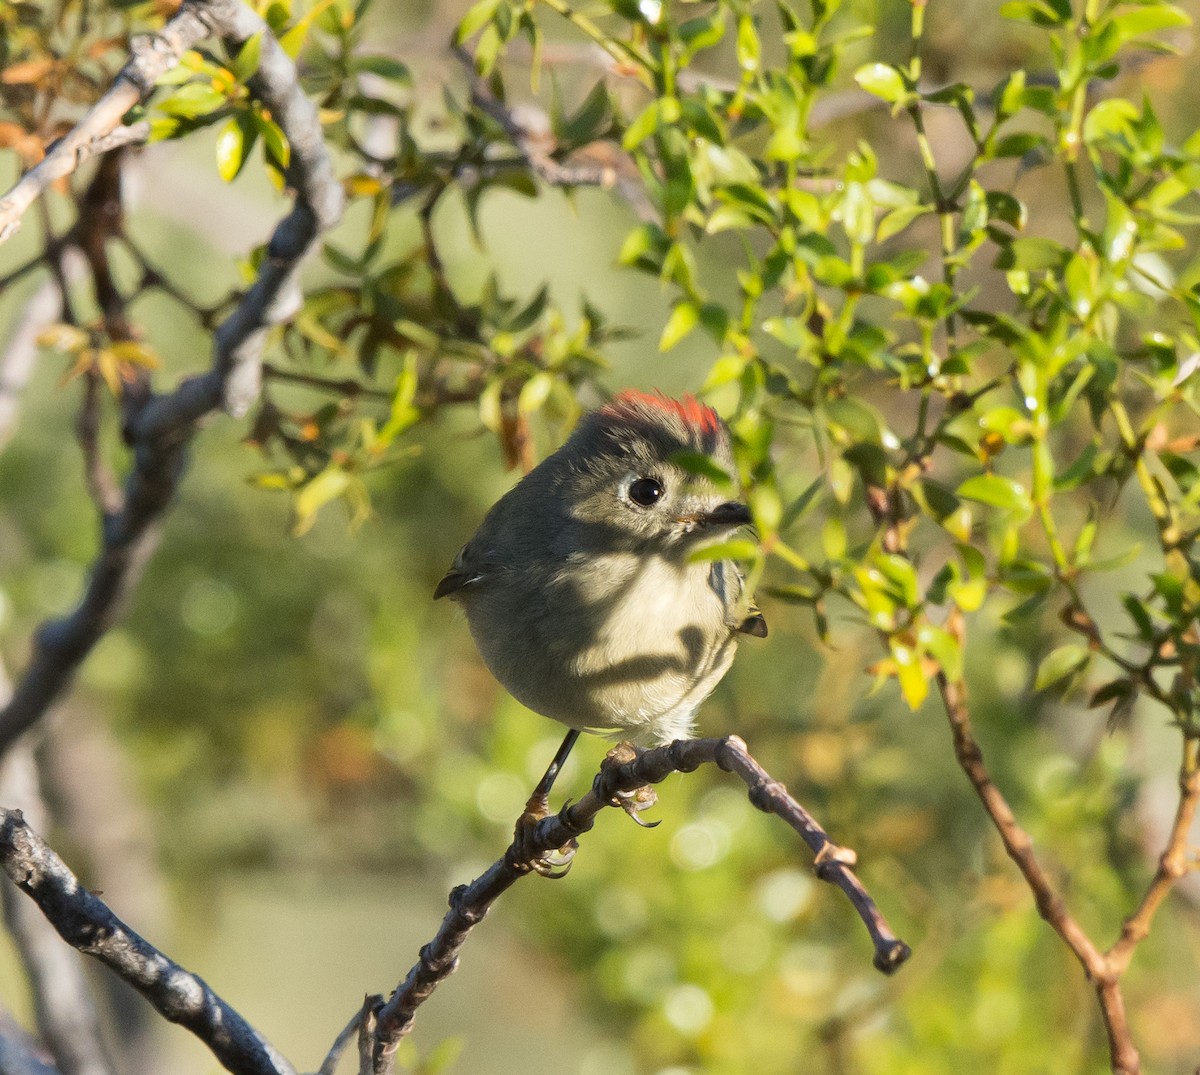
[252,111,289,168]
[918,624,963,681]
[352,55,412,81]
[294,466,351,535]
[957,474,1032,514]
[877,203,932,242]
[517,371,554,415]
[158,82,226,119]
[215,116,254,181]
[454,0,502,43]
[854,62,908,104]
[890,639,929,709]
[618,223,668,272]
[230,32,263,82]
[671,452,734,488]
[659,302,699,351]
[1034,644,1090,690]
[688,539,760,563]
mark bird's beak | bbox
[699,500,752,528]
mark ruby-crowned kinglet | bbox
[436,390,765,760]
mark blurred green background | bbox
[2,0,1200,1072]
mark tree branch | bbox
[0,741,116,1075]
[369,735,910,1073]
[0,809,297,1075]
[0,0,212,246]
[0,0,344,757]
[1107,734,1200,975]
[936,674,1140,1075]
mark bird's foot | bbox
[511,791,577,878]
[601,742,660,828]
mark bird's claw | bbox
[612,784,660,827]
[600,742,660,827]
[512,795,578,879]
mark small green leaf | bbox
[688,539,760,563]
[455,0,502,42]
[1034,644,1090,690]
[957,474,1032,514]
[659,302,699,351]
[517,371,553,415]
[230,32,263,82]
[890,639,929,709]
[215,116,253,181]
[854,62,908,104]
[294,466,350,535]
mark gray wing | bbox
[709,561,768,638]
[434,542,497,600]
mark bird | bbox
[435,389,766,820]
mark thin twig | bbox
[0,809,297,1075]
[262,362,392,400]
[936,674,1139,1075]
[369,735,909,1074]
[315,1002,371,1075]
[0,0,211,245]
[1107,735,1200,975]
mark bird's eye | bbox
[628,477,664,507]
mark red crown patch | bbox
[603,389,722,436]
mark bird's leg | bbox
[526,728,581,816]
[513,729,580,878]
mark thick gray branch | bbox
[0,810,296,1075]
[0,0,344,756]
[0,743,115,1075]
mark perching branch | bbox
[0,809,297,1075]
[368,735,910,1074]
[0,0,344,757]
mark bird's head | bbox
[555,390,751,552]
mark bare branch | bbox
[1108,735,1200,974]
[0,0,344,757]
[0,809,297,1075]
[0,741,116,1075]
[936,674,1140,1075]
[369,735,909,1073]
[0,0,213,245]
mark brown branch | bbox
[0,809,297,1075]
[454,46,627,191]
[262,362,392,401]
[1107,735,1200,975]
[75,372,124,519]
[936,674,1140,1075]
[0,0,344,757]
[368,735,910,1074]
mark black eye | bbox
[628,477,664,507]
